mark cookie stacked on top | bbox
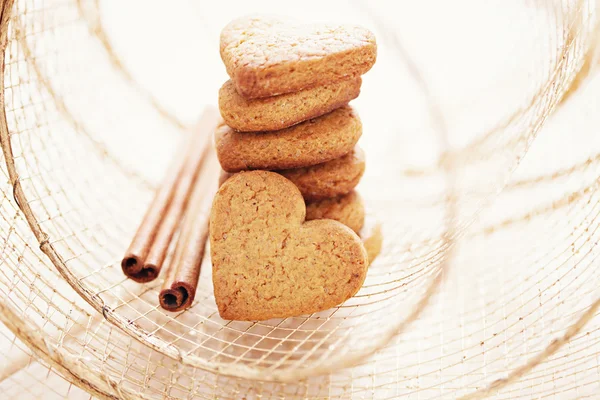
[216,15,377,234]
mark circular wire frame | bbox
[0,0,599,398]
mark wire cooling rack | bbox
[1,0,600,398]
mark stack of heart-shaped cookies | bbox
[211,15,377,321]
[216,15,376,235]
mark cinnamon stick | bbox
[121,107,219,282]
[159,150,220,311]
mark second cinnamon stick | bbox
[122,107,219,282]
[159,150,220,311]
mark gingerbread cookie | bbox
[220,172,365,232]
[305,191,364,234]
[220,15,377,98]
[210,171,368,321]
[215,105,361,172]
[219,78,361,132]
[219,146,364,200]
[279,146,365,201]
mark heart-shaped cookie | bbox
[218,77,361,132]
[220,15,377,99]
[219,146,365,200]
[210,170,368,321]
[306,190,365,234]
[215,105,361,172]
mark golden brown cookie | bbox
[219,146,365,200]
[360,216,383,266]
[215,105,361,172]
[219,78,361,132]
[220,15,377,99]
[279,146,365,201]
[305,191,364,234]
[210,171,368,321]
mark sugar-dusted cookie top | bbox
[218,78,361,132]
[215,105,362,172]
[220,15,377,99]
[210,171,368,321]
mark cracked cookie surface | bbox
[220,15,377,98]
[210,171,368,321]
[215,105,361,172]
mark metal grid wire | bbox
[0,325,93,399]
[0,0,600,398]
